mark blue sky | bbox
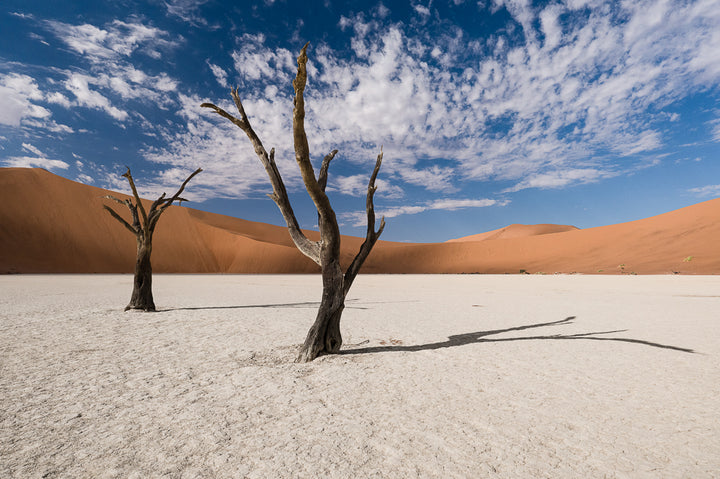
[1,0,719,242]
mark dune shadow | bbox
[340,316,695,355]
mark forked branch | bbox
[148,168,203,231]
[122,167,148,230]
[201,92,321,263]
[318,150,339,192]
[290,43,336,227]
[102,204,137,235]
[344,150,386,294]
[104,167,202,238]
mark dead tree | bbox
[103,167,202,311]
[202,43,385,362]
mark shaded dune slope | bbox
[1,168,718,274]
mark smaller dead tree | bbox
[202,43,385,362]
[103,167,202,311]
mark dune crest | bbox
[1,168,719,274]
[447,223,579,242]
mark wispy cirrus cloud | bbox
[164,0,211,26]
[688,184,720,198]
[46,19,178,62]
[0,73,73,133]
[709,119,720,142]
[341,197,501,226]
[141,0,720,221]
[42,18,181,122]
[64,73,128,121]
[3,155,69,170]
[193,0,716,198]
[1,143,70,170]
[207,62,229,88]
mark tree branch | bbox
[201,102,247,131]
[148,168,203,232]
[122,167,148,231]
[291,43,340,254]
[318,150,338,192]
[149,193,168,216]
[102,205,138,235]
[344,150,386,295]
[201,92,321,264]
[167,168,203,204]
[103,194,129,207]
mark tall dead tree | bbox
[103,167,202,311]
[202,43,385,362]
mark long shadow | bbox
[159,297,415,312]
[340,316,695,355]
[161,301,322,312]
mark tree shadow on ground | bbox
[340,316,696,355]
[159,298,417,312]
[161,301,322,312]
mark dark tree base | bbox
[124,303,156,312]
[126,246,155,312]
[296,299,344,363]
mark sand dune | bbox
[1,167,719,274]
[0,168,319,274]
[447,223,579,242]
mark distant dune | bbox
[447,223,579,242]
[1,167,718,274]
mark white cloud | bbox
[47,19,178,62]
[3,155,70,170]
[165,0,210,24]
[310,1,718,191]
[46,91,72,108]
[154,73,178,92]
[375,2,391,18]
[22,143,44,156]
[504,168,613,192]
[146,0,720,209]
[64,74,128,121]
[141,93,282,202]
[539,5,563,49]
[688,184,720,198]
[0,74,50,126]
[429,198,501,210]
[413,4,431,17]
[232,34,295,83]
[47,22,110,58]
[208,62,229,88]
[710,119,720,142]
[22,118,74,134]
[76,174,95,184]
[44,19,181,119]
[328,174,404,199]
[342,196,500,226]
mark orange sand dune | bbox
[0,168,320,274]
[1,168,718,274]
[447,223,578,242]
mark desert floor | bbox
[1,274,719,478]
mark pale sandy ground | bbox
[1,274,719,478]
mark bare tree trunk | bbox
[297,256,346,362]
[126,240,155,311]
[103,167,202,312]
[202,43,385,362]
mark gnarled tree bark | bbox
[103,167,202,311]
[202,43,385,362]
